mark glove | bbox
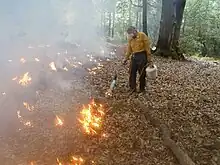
[147,61,154,68]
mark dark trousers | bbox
[129,51,147,91]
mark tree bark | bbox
[172,0,186,55]
[108,12,112,37]
[155,0,185,60]
[129,1,132,25]
[142,0,148,35]
[112,11,115,38]
[156,0,173,52]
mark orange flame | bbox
[34,58,40,62]
[23,102,34,111]
[71,156,84,164]
[12,77,18,81]
[78,100,105,135]
[20,58,26,63]
[56,158,63,165]
[18,72,32,86]
[55,115,63,126]
[49,62,57,71]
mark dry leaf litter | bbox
[0,44,219,165]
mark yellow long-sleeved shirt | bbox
[126,32,152,62]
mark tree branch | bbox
[135,100,196,165]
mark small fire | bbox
[71,156,84,164]
[2,92,6,95]
[23,102,34,111]
[63,67,68,71]
[55,115,64,126]
[78,100,105,135]
[20,58,26,63]
[34,58,40,62]
[49,62,57,71]
[17,111,33,127]
[77,62,82,65]
[56,158,62,165]
[24,121,32,127]
[30,161,35,165]
[18,72,32,86]
[12,77,18,81]
[17,111,22,118]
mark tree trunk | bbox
[101,11,104,35]
[172,0,186,56]
[142,0,148,35]
[108,12,112,37]
[112,11,115,38]
[103,12,106,36]
[135,7,139,28]
[129,1,132,25]
[155,0,185,60]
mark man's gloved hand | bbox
[147,61,154,68]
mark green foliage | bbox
[181,0,220,56]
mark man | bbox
[123,26,153,93]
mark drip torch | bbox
[105,72,117,97]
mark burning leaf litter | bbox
[18,72,32,86]
[20,58,26,63]
[23,102,35,111]
[3,44,219,165]
[55,115,64,126]
[78,100,105,135]
[49,62,57,71]
[34,58,40,62]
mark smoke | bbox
[0,0,113,134]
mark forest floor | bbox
[0,44,219,165]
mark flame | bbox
[17,111,21,118]
[56,158,63,165]
[71,156,84,164]
[63,67,68,71]
[20,58,26,63]
[18,72,32,86]
[30,161,35,165]
[49,62,57,71]
[24,121,32,127]
[2,92,6,95]
[78,100,105,135]
[55,115,64,126]
[12,77,18,81]
[35,58,40,62]
[23,102,34,111]
[17,111,33,127]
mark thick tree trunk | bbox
[156,0,173,51]
[155,0,185,60]
[142,0,148,35]
[172,0,186,55]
